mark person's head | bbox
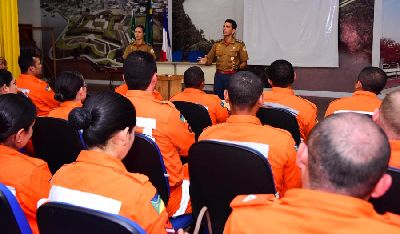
[184,66,205,89]
[123,51,157,91]
[297,113,391,200]
[268,59,295,88]
[54,71,87,103]
[134,25,145,41]
[0,94,37,149]
[18,55,42,77]
[223,19,237,37]
[0,57,8,70]
[0,70,17,94]
[356,66,387,95]
[373,90,400,140]
[225,71,264,114]
[68,92,136,159]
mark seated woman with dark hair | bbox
[0,70,17,94]
[0,94,52,234]
[46,92,170,234]
[48,71,87,120]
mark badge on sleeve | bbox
[45,85,52,92]
[151,193,165,215]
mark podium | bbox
[156,75,183,100]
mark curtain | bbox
[0,0,20,77]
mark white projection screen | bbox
[244,0,339,67]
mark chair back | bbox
[172,101,212,140]
[370,167,400,214]
[256,107,301,146]
[31,117,84,174]
[37,202,145,234]
[122,134,170,205]
[0,183,32,234]
[188,140,276,233]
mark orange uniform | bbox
[263,87,318,141]
[389,140,400,168]
[224,189,400,234]
[170,88,229,125]
[47,101,82,120]
[49,150,170,234]
[115,83,163,101]
[198,115,301,195]
[325,90,382,117]
[125,90,195,216]
[0,145,51,234]
[16,74,59,116]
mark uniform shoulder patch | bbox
[230,194,277,208]
[150,193,166,215]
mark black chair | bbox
[122,133,170,205]
[256,107,301,146]
[37,202,145,234]
[188,140,277,234]
[31,117,84,174]
[123,133,193,229]
[172,101,212,140]
[0,183,32,234]
[370,167,400,214]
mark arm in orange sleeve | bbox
[215,101,229,123]
[298,109,318,141]
[115,83,128,96]
[130,182,169,234]
[281,140,301,195]
[166,108,195,157]
[20,163,52,233]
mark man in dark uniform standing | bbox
[199,19,248,99]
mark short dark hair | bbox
[68,91,136,148]
[357,66,388,94]
[0,94,37,142]
[18,55,35,73]
[307,113,390,198]
[135,25,145,33]
[225,19,237,30]
[0,70,13,87]
[268,59,294,87]
[184,66,204,88]
[228,71,263,109]
[123,51,157,90]
[54,71,85,102]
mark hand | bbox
[198,57,207,64]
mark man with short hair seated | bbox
[170,66,229,125]
[17,55,59,116]
[263,59,318,141]
[224,113,400,233]
[123,51,195,217]
[373,90,400,168]
[325,66,388,117]
[199,71,300,196]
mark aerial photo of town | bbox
[41,0,167,67]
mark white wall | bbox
[18,0,42,49]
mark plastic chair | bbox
[188,140,277,233]
[0,183,32,234]
[37,202,145,234]
[370,167,400,214]
[31,117,84,174]
[172,101,212,141]
[257,107,301,146]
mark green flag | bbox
[130,9,136,40]
[144,0,153,45]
